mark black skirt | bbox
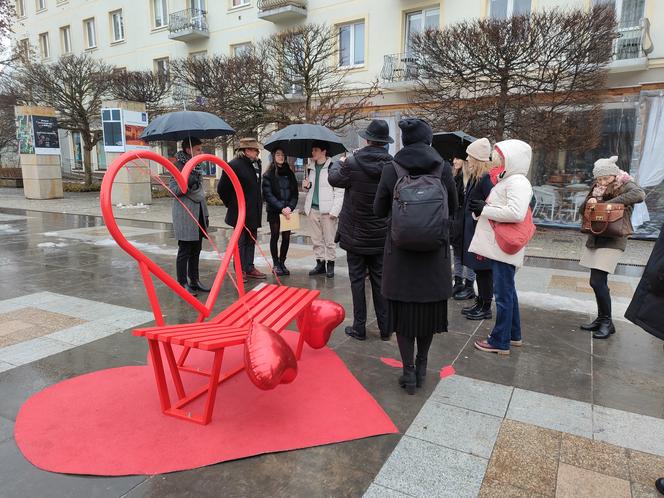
[387,299,448,338]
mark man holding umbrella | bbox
[218,138,266,282]
[329,120,392,340]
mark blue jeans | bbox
[488,261,521,350]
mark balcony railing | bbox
[257,0,307,22]
[380,53,420,83]
[613,18,653,61]
[168,8,209,42]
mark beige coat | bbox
[304,158,345,217]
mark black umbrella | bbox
[431,131,477,162]
[263,124,347,157]
[139,111,235,142]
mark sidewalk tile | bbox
[594,405,664,457]
[628,450,664,486]
[631,482,662,498]
[0,337,71,366]
[560,433,629,480]
[555,463,630,498]
[406,401,501,459]
[432,375,513,417]
[478,479,541,498]
[0,361,13,373]
[363,483,414,498]
[507,388,593,437]
[375,436,487,498]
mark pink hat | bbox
[466,138,491,162]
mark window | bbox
[38,32,50,59]
[60,25,71,54]
[154,57,169,77]
[232,0,249,7]
[110,10,124,42]
[190,0,205,10]
[489,0,531,19]
[405,7,439,54]
[593,0,644,27]
[102,108,124,151]
[17,38,29,58]
[16,0,25,17]
[338,21,365,67]
[594,0,645,59]
[189,50,207,58]
[231,42,252,57]
[153,0,168,28]
[83,18,96,48]
[36,0,46,11]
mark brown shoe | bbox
[246,268,267,280]
[474,340,510,355]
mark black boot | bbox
[467,299,492,320]
[415,357,427,388]
[182,283,198,296]
[326,261,335,278]
[273,259,286,276]
[398,365,417,395]
[462,297,481,316]
[279,258,290,276]
[189,279,210,292]
[592,318,615,339]
[580,317,602,331]
[454,279,476,300]
[452,276,464,295]
[309,259,326,276]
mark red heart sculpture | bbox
[244,322,298,390]
[296,299,345,349]
[100,150,246,322]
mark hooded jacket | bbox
[328,146,391,254]
[468,139,533,267]
[303,158,345,217]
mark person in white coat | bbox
[468,139,533,355]
[303,140,345,278]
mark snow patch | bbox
[38,242,69,248]
[0,224,20,234]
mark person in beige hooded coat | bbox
[468,139,533,355]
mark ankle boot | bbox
[592,318,615,339]
[398,365,417,395]
[273,259,285,276]
[326,261,335,278]
[454,279,476,300]
[309,259,326,276]
[467,299,492,320]
[580,317,602,331]
[462,297,481,316]
[452,276,464,295]
[279,258,290,275]
[415,357,427,388]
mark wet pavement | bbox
[0,207,663,498]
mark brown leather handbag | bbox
[581,202,631,238]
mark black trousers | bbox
[238,227,257,273]
[590,268,612,318]
[269,219,291,263]
[176,238,202,285]
[396,333,434,367]
[346,251,387,336]
[476,269,493,302]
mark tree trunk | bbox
[82,135,94,187]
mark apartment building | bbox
[11,0,664,234]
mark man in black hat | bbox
[329,119,393,341]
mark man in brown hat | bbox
[218,137,266,282]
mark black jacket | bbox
[218,154,263,230]
[262,165,298,222]
[625,224,664,339]
[328,146,390,255]
[374,143,458,303]
[462,173,496,272]
[450,172,465,249]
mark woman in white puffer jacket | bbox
[468,139,533,355]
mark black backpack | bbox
[391,162,449,252]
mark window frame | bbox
[489,0,532,19]
[152,0,169,29]
[404,6,440,54]
[36,0,46,12]
[83,17,97,49]
[153,57,170,78]
[190,0,205,11]
[38,32,50,59]
[231,42,252,57]
[60,25,71,54]
[338,20,365,68]
[230,0,250,9]
[16,0,26,18]
[110,9,125,43]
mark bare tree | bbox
[0,0,17,66]
[264,23,380,131]
[110,70,173,117]
[410,5,617,152]
[14,54,114,185]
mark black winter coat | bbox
[328,145,390,255]
[374,143,458,303]
[218,154,263,230]
[450,172,465,251]
[625,224,664,339]
[262,165,298,223]
[462,173,495,272]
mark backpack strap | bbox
[393,162,408,179]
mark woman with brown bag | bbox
[578,156,645,339]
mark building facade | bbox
[11,0,664,236]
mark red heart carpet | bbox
[14,332,398,476]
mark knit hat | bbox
[466,137,491,162]
[593,156,620,179]
[399,118,433,146]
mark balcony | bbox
[609,18,653,73]
[380,53,420,87]
[168,8,209,42]
[257,0,307,23]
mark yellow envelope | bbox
[279,212,300,231]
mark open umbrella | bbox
[140,111,235,142]
[431,131,477,162]
[263,124,347,157]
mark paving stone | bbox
[559,433,629,480]
[628,450,664,486]
[631,482,662,498]
[46,322,126,346]
[375,436,487,498]
[0,415,13,443]
[507,388,593,437]
[0,308,86,347]
[555,462,631,498]
[0,361,13,373]
[594,405,664,457]
[406,401,502,459]
[478,479,540,498]
[0,337,72,366]
[431,374,513,417]
[363,483,414,498]
[484,420,560,496]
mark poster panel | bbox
[16,115,35,155]
[32,116,61,155]
[123,110,150,150]
[102,108,125,153]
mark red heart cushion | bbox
[296,299,345,349]
[244,322,298,390]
